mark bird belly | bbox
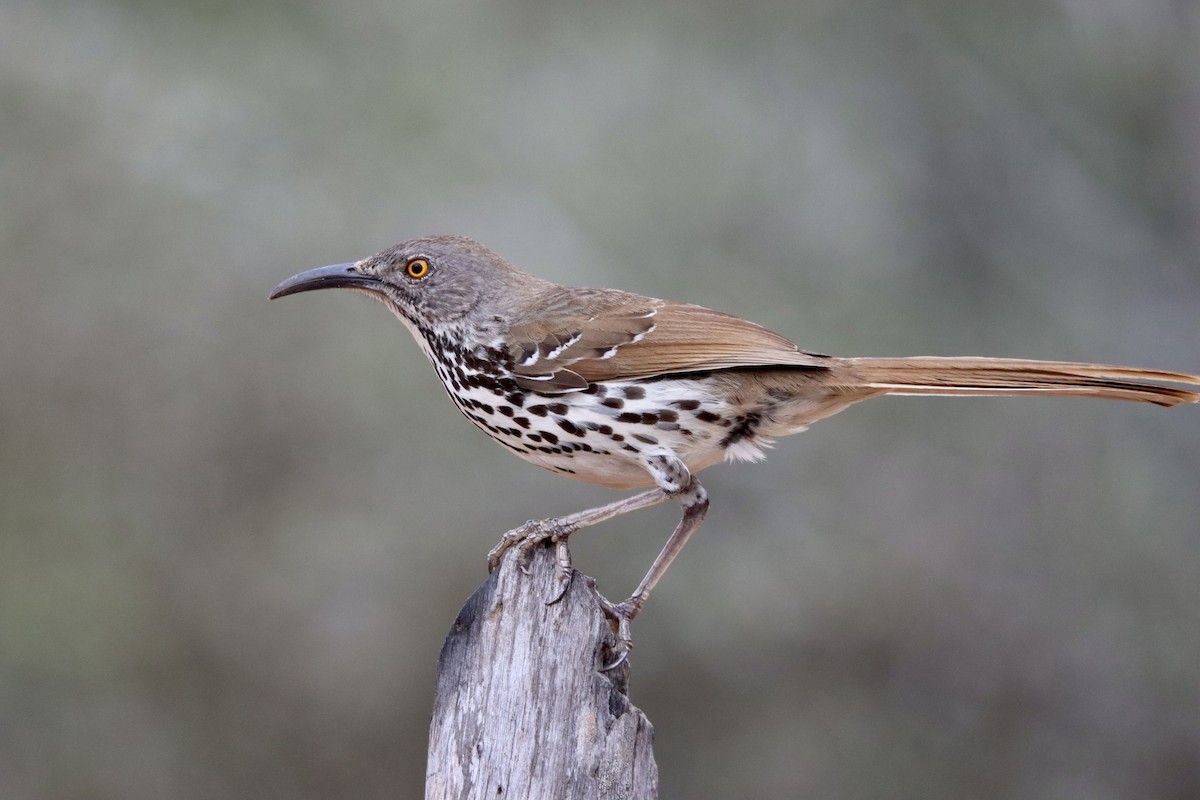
[460,377,754,490]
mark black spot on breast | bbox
[541,431,559,445]
[497,405,514,417]
[673,399,700,411]
[657,410,678,423]
[547,403,568,415]
[513,417,531,429]
[623,386,646,400]
[695,410,722,424]
[632,433,658,445]
[601,398,624,409]
[557,419,586,437]
[527,405,548,417]
[505,393,525,408]
[616,412,640,424]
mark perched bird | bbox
[270,235,1200,665]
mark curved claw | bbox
[600,645,630,672]
[589,589,637,671]
[486,540,511,574]
[486,520,539,573]
[543,537,574,606]
[516,535,543,575]
[488,520,577,607]
[544,576,571,606]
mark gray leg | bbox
[487,454,709,669]
[486,488,672,602]
[593,454,710,669]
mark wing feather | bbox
[507,291,828,394]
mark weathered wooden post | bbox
[426,545,658,799]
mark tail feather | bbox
[844,357,1200,408]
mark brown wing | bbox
[507,289,829,394]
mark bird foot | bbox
[588,586,641,671]
[487,519,576,605]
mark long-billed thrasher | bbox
[270,235,1200,665]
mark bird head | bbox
[269,235,536,335]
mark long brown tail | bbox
[842,357,1200,407]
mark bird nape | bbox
[270,234,1200,667]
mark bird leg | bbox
[592,464,709,670]
[486,488,671,604]
[487,455,710,669]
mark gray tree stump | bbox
[426,544,658,799]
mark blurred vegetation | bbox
[2,1,1198,797]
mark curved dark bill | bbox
[269,263,386,300]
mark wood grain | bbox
[426,545,657,799]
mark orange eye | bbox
[406,258,430,279]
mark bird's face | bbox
[270,235,506,333]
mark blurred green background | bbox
[3,1,1199,797]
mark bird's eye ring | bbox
[406,258,431,279]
